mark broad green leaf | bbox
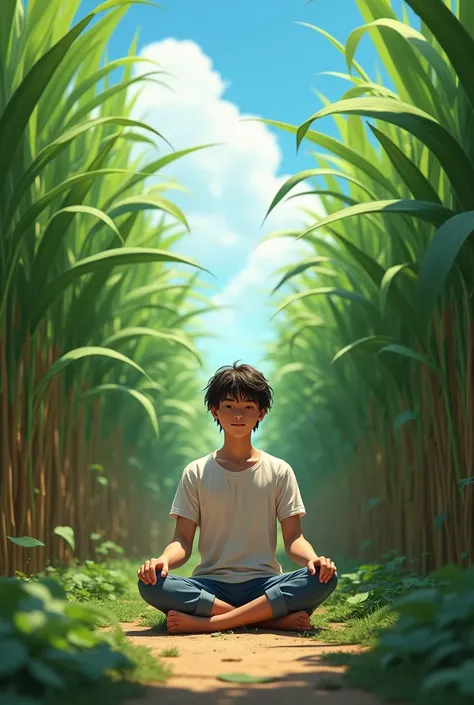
[36,347,149,390]
[53,525,75,551]
[272,288,377,319]
[263,168,376,222]
[0,15,93,191]
[102,327,201,364]
[347,592,370,604]
[271,257,333,294]
[423,668,462,693]
[106,194,189,230]
[217,673,280,684]
[346,18,456,103]
[254,118,398,195]
[30,248,210,331]
[417,211,474,322]
[7,536,45,548]
[332,336,394,364]
[297,200,455,242]
[296,22,371,82]
[28,660,65,689]
[394,411,419,431]
[0,640,28,677]
[380,264,416,317]
[378,344,439,372]
[14,610,47,633]
[368,124,442,204]
[405,0,474,112]
[82,384,159,438]
[435,512,449,532]
[296,98,474,210]
[9,116,173,217]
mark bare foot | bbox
[167,610,213,634]
[252,610,311,632]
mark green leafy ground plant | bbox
[0,577,133,701]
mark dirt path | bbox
[122,621,395,704]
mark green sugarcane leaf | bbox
[102,327,201,364]
[107,194,189,230]
[82,384,159,438]
[296,98,474,210]
[262,168,376,223]
[380,264,417,317]
[272,288,376,319]
[0,15,93,192]
[253,119,398,195]
[368,125,442,204]
[332,336,394,364]
[296,22,371,81]
[417,211,474,322]
[8,116,175,220]
[405,0,474,113]
[36,347,149,390]
[378,344,439,372]
[297,200,455,242]
[30,248,210,331]
[271,257,334,294]
[346,18,456,103]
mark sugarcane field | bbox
[1,1,473,704]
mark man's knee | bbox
[308,568,338,601]
[137,576,166,609]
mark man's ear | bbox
[259,408,267,421]
[210,405,219,420]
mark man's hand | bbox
[137,556,169,584]
[308,556,337,583]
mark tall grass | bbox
[0,1,216,575]
[262,0,473,572]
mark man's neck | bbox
[216,435,259,463]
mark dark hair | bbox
[203,361,273,432]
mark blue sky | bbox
[77,0,412,382]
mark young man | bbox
[137,362,337,634]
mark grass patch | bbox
[87,597,153,626]
[311,605,397,646]
[161,647,179,657]
[139,609,167,630]
[323,650,473,705]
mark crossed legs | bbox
[138,568,337,634]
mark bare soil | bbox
[121,620,400,704]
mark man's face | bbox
[212,394,266,435]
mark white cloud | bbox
[131,38,322,374]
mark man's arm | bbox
[280,515,336,583]
[162,515,197,569]
[138,516,197,584]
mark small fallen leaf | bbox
[217,673,279,684]
[221,657,242,662]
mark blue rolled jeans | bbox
[137,567,338,619]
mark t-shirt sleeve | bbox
[170,465,200,524]
[276,463,306,521]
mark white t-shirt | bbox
[170,449,306,583]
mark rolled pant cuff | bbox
[265,584,289,619]
[196,588,215,616]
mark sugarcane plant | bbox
[261,0,474,571]
[0,0,216,575]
